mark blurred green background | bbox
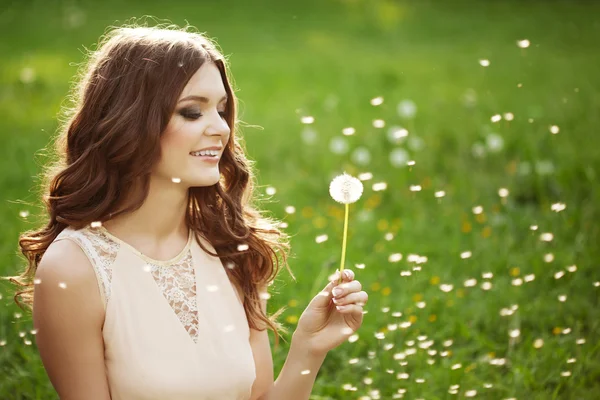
[1,0,599,398]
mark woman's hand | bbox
[294,269,368,356]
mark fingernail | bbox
[336,305,347,311]
[344,270,352,279]
[332,287,343,297]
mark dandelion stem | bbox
[338,203,349,284]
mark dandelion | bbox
[329,173,364,283]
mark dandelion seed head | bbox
[329,173,364,204]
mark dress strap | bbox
[53,226,120,310]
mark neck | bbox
[103,175,190,242]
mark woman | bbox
[7,23,368,400]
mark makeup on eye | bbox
[178,107,227,120]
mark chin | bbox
[190,173,221,188]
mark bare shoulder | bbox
[35,238,104,314]
[33,238,110,399]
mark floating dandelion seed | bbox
[358,172,373,181]
[479,59,490,67]
[237,244,249,251]
[265,186,276,195]
[544,253,555,263]
[409,185,422,192]
[388,253,402,262]
[301,116,314,124]
[370,96,384,106]
[472,206,483,214]
[464,279,477,287]
[551,202,566,212]
[498,188,509,197]
[90,221,102,228]
[509,329,521,338]
[491,114,502,123]
[171,177,181,183]
[481,282,492,290]
[482,272,493,279]
[372,182,387,191]
[533,338,544,348]
[555,271,565,279]
[504,112,514,121]
[460,251,472,259]
[387,126,409,143]
[372,119,385,128]
[58,282,67,289]
[561,371,571,377]
[33,278,42,284]
[329,173,364,282]
[540,232,554,242]
[285,206,296,214]
[517,39,530,48]
[440,284,454,292]
[567,265,577,272]
[342,127,355,136]
[558,295,567,302]
[407,160,416,166]
[550,125,560,134]
[19,210,29,218]
[315,234,328,244]
[530,225,538,231]
[435,190,446,198]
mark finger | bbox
[328,269,341,284]
[332,291,368,307]
[334,303,364,314]
[342,269,354,282]
[332,280,363,298]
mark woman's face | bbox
[153,62,231,188]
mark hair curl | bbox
[4,20,295,349]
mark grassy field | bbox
[1,0,599,398]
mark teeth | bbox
[190,150,219,157]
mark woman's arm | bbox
[33,239,112,400]
[259,332,328,400]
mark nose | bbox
[204,110,231,138]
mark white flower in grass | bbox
[329,173,363,204]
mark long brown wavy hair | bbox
[4,21,295,349]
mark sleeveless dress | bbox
[54,224,257,400]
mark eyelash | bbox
[179,109,227,120]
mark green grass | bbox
[1,0,599,398]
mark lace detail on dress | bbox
[147,251,199,343]
[54,226,119,308]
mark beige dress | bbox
[54,225,256,400]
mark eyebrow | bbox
[178,94,228,104]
